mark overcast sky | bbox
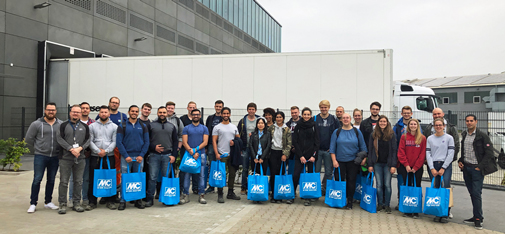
[259,0,505,80]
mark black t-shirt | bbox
[378,139,388,163]
[181,114,203,126]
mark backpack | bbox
[335,127,361,148]
[498,148,505,169]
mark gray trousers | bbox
[58,158,86,205]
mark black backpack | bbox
[498,148,505,169]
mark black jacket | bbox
[367,133,398,168]
[248,131,272,160]
[459,128,498,176]
[238,114,260,150]
[292,118,320,160]
[230,137,243,169]
[424,120,460,161]
[205,114,222,149]
[359,117,376,151]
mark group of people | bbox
[25,97,497,230]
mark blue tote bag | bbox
[93,157,117,197]
[325,168,347,208]
[423,175,450,217]
[179,148,201,174]
[299,164,321,199]
[273,162,295,200]
[399,173,423,214]
[159,163,180,205]
[121,159,146,202]
[247,164,269,201]
[353,173,367,201]
[209,160,226,188]
[360,172,377,213]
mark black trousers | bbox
[251,158,268,175]
[88,156,116,205]
[398,164,423,187]
[268,150,284,194]
[334,161,358,203]
[293,158,314,193]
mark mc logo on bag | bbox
[426,196,441,206]
[277,184,292,194]
[355,184,362,194]
[126,182,142,192]
[213,171,223,180]
[251,184,264,194]
[363,193,372,205]
[164,187,177,197]
[328,189,342,199]
[97,179,112,189]
[302,182,317,191]
[403,196,418,206]
[184,157,197,167]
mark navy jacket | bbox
[116,119,150,158]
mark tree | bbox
[0,138,30,171]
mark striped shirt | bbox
[463,131,478,165]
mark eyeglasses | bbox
[110,102,119,105]
[192,114,201,116]
[46,109,56,112]
[371,108,380,111]
[70,111,81,114]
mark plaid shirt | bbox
[463,130,478,165]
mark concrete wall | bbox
[0,0,272,139]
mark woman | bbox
[248,118,271,204]
[263,108,276,128]
[367,115,397,214]
[268,111,292,203]
[353,108,362,129]
[426,118,454,223]
[397,118,426,219]
[330,113,367,209]
[292,107,319,206]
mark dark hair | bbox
[263,107,275,117]
[275,111,285,122]
[142,103,152,109]
[247,102,257,110]
[191,109,201,114]
[465,114,477,121]
[80,102,90,108]
[254,118,267,133]
[128,105,139,112]
[401,106,412,113]
[372,115,393,141]
[109,96,120,103]
[301,107,312,115]
[221,107,231,114]
[157,106,166,111]
[99,105,110,111]
[370,101,382,110]
[45,102,57,109]
[215,100,224,105]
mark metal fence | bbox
[5,107,505,188]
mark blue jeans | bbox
[316,150,333,191]
[463,165,484,220]
[30,155,59,205]
[206,144,216,188]
[147,153,170,200]
[373,163,392,206]
[183,154,207,195]
[396,172,404,199]
[69,157,90,201]
[120,156,144,202]
[428,161,452,188]
[241,148,251,189]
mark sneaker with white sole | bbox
[27,205,36,213]
[449,211,453,219]
[44,202,59,210]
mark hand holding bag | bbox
[247,163,269,201]
[159,162,180,205]
[299,164,321,199]
[209,160,226,188]
[399,173,423,214]
[179,147,201,174]
[360,172,377,213]
[93,157,117,197]
[325,167,347,208]
[273,162,295,200]
[121,159,146,202]
[423,175,450,217]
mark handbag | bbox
[360,172,377,213]
[121,159,146,202]
[159,162,180,205]
[247,163,269,201]
[423,175,450,217]
[353,173,367,201]
[179,147,201,174]
[273,162,295,200]
[325,168,347,208]
[92,157,117,197]
[209,160,226,188]
[299,164,321,199]
[399,173,423,214]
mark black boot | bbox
[217,189,225,203]
[227,190,241,200]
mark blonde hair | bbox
[405,118,424,145]
[319,100,330,108]
[187,101,197,107]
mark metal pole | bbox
[21,107,26,139]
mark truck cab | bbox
[392,82,439,128]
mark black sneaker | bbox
[403,213,413,217]
[286,199,294,204]
[205,187,215,194]
[145,200,153,208]
[412,213,419,219]
[377,205,384,212]
[192,190,199,195]
[270,199,276,203]
[474,218,483,230]
[99,198,107,205]
[433,217,442,222]
[304,200,311,206]
[226,192,241,200]
[106,202,117,210]
[385,206,392,214]
[218,193,224,203]
[395,204,399,210]
[118,202,126,211]
[464,217,475,223]
[134,200,145,209]
[440,217,449,223]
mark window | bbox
[416,97,435,112]
[443,97,449,104]
[437,92,457,104]
[464,91,489,103]
[473,96,481,103]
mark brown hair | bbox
[290,106,299,110]
[141,103,152,109]
[401,106,412,113]
[433,118,445,126]
[165,101,176,107]
[372,115,393,141]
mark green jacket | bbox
[268,124,292,157]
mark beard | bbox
[100,117,109,122]
[192,118,200,123]
[45,114,55,120]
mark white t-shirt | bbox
[212,123,239,155]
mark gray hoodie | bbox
[167,113,184,142]
[56,120,91,160]
[25,117,63,157]
[89,119,117,157]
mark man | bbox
[179,101,203,195]
[25,102,62,213]
[146,107,178,207]
[459,114,498,230]
[360,101,381,149]
[423,108,460,162]
[139,103,153,200]
[392,105,414,210]
[88,105,117,210]
[56,105,91,214]
[335,106,344,126]
[69,102,95,210]
[116,105,150,210]
[212,107,242,203]
[314,100,340,195]
[286,106,300,175]
[204,100,224,193]
[166,101,184,150]
[237,102,260,195]
[182,109,209,204]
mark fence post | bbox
[201,107,204,117]
[21,107,26,139]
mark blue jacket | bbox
[116,119,150,159]
[393,117,422,148]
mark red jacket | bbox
[397,132,426,171]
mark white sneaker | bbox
[27,205,36,213]
[449,211,453,219]
[44,202,59,210]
